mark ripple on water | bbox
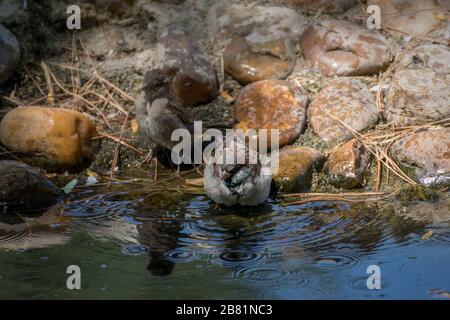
[164,248,196,263]
[62,193,135,222]
[121,244,149,256]
[229,265,306,284]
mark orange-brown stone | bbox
[272,146,325,193]
[0,107,100,172]
[234,80,309,148]
[325,139,371,189]
[300,19,392,76]
[208,4,306,84]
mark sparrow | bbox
[136,68,194,151]
[136,69,234,170]
[204,139,272,207]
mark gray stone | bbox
[390,127,450,188]
[308,78,379,144]
[0,24,20,85]
[0,160,64,213]
[384,44,450,126]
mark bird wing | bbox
[168,100,193,126]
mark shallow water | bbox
[1,180,450,300]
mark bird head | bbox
[141,69,171,100]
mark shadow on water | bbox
[0,179,449,299]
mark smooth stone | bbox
[384,44,450,126]
[286,0,356,13]
[223,36,297,85]
[234,80,309,148]
[0,160,64,213]
[325,139,371,189]
[390,127,450,188]
[308,78,379,144]
[368,0,449,39]
[208,4,306,84]
[300,19,392,76]
[155,25,218,108]
[0,107,100,172]
[0,24,20,85]
[272,146,325,193]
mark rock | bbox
[272,146,325,193]
[308,78,379,144]
[154,0,185,4]
[390,127,450,188]
[0,24,20,85]
[208,4,306,84]
[0,0,27,25]
[0,160,64,213]
[368,0,449,40]
[286,0,356,13]
[234,80,309,148]
[94,0,136,17]
[300,19,392,76]
[0,107,100,172]
[156,25,218,108]
[384,44,450,126]
[325,139,371,189]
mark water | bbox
[0,181,449,299]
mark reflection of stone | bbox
[0,107,100,172]
[273,146,325,193]
[368,0,449,40]
[234,80,309,148]
[208,4,305,84]
[390,127,450,188]
[0,24,20,85]
[300,19,392,76]
[0,160,64,214]
[308,78,379,144]
[325,139,371,189]
[384,44,450,126]
[156,25,218,108]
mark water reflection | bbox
[1,184,449,297]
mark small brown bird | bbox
[204,140,272,207]
[136,69,194,151]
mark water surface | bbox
[1,180,449,299]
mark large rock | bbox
[368,0,449,40]
[208,4,306,84]
[308,78,379,144]
[384,44,450,126]
[286,0,356,13]
[325,139,371,189]
[300,19,392,76]
[0,160,64,213]
[272,146,325,193]
[0,107,100,172]
[155,25,218,108]
[390,127,450,188]
[0,24,20,85]
[234,80,309,148]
